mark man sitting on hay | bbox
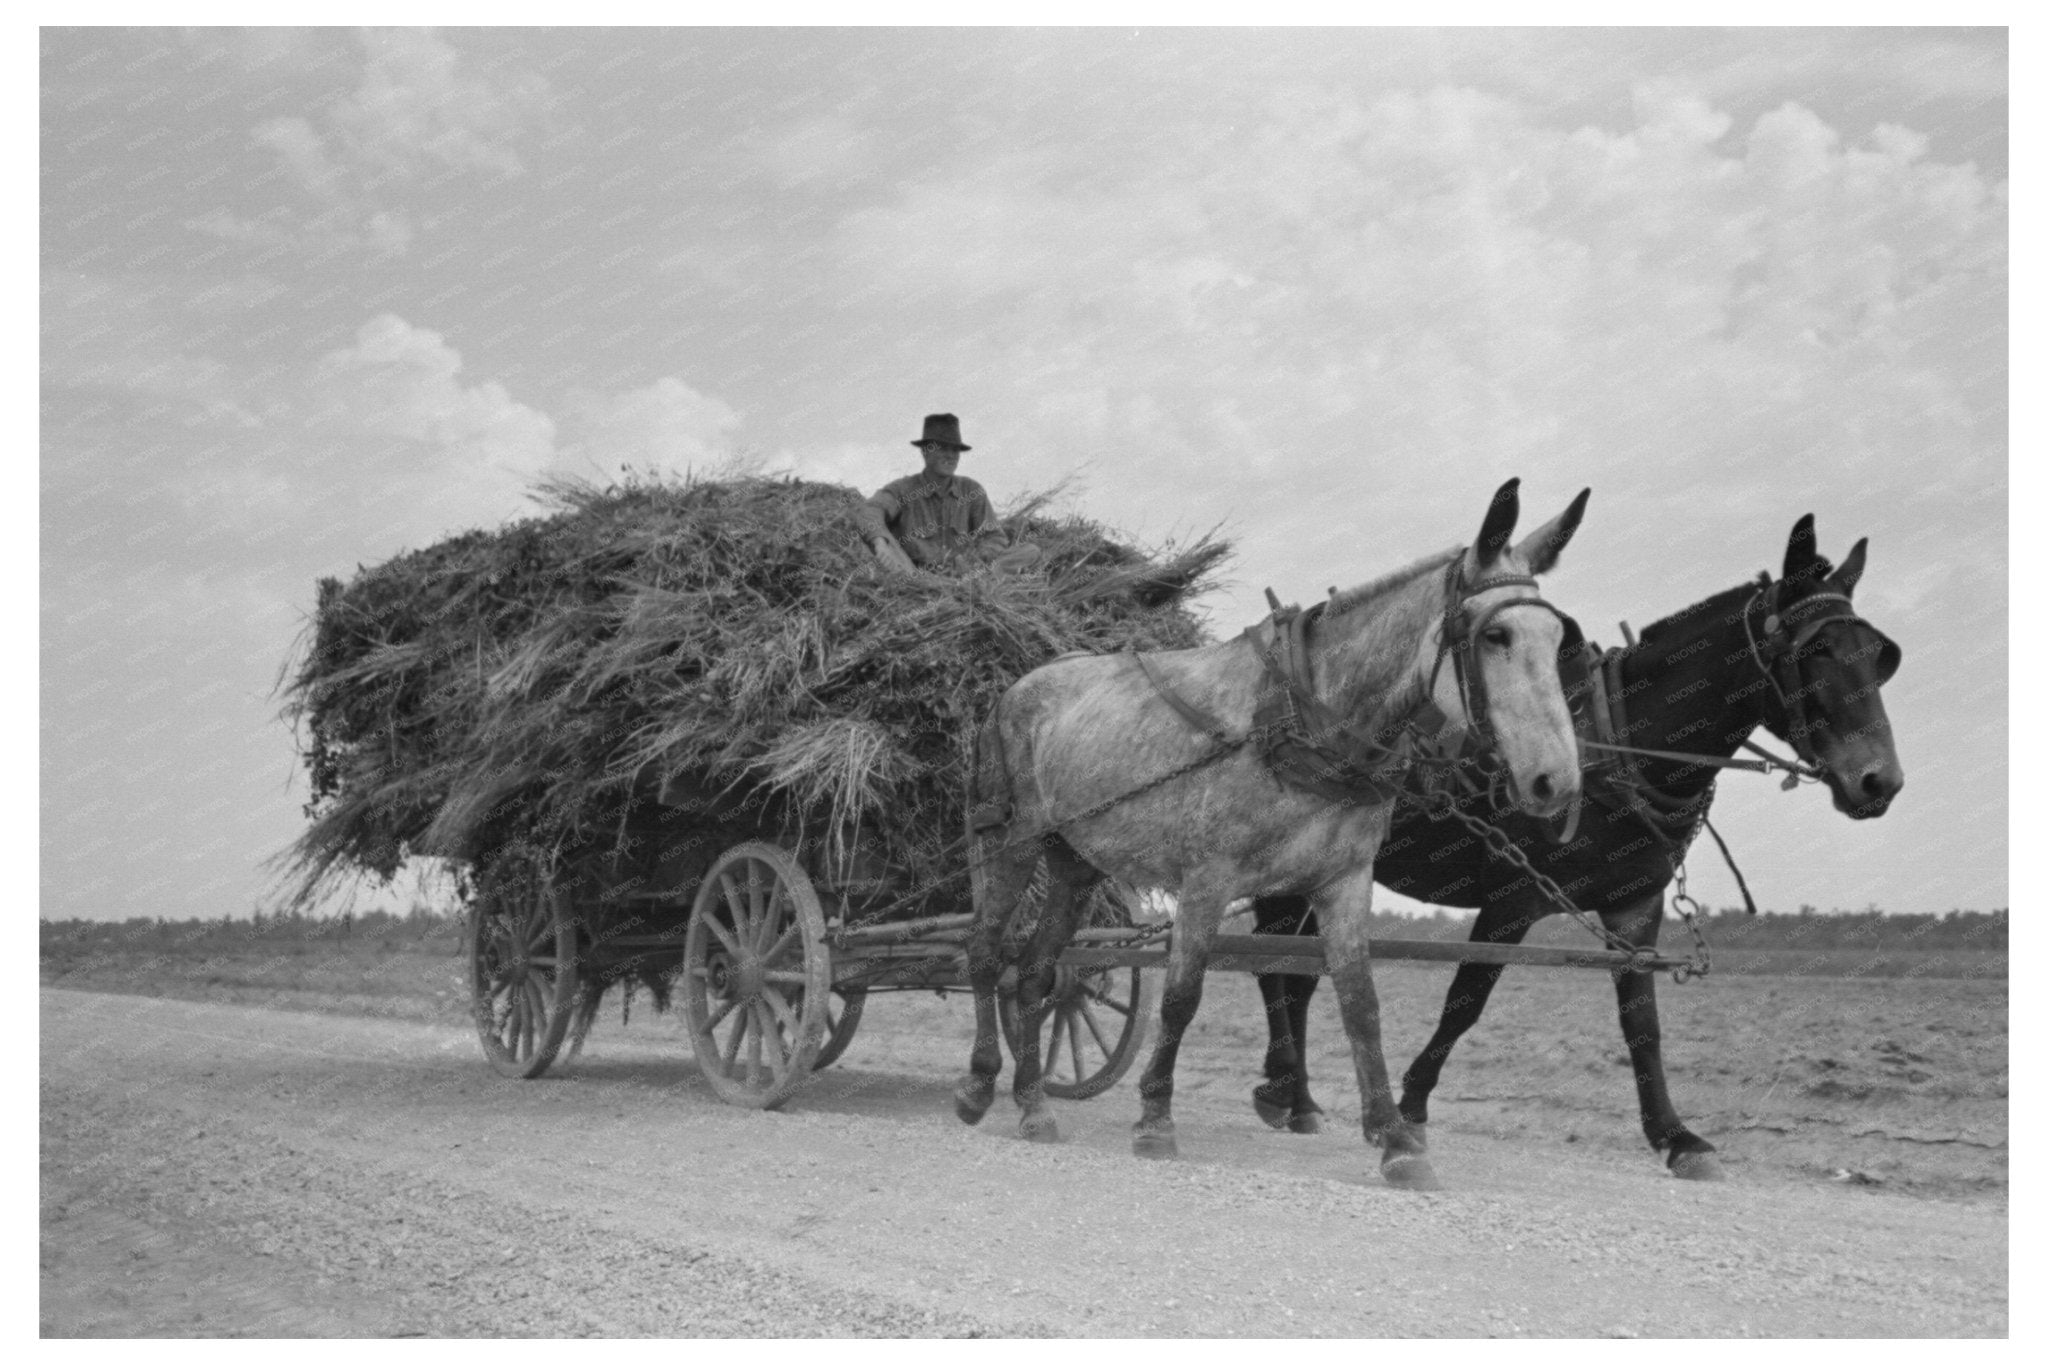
[855,413,1043,575]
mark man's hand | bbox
[872,536,917,574]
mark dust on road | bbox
[41,989,2005,1337]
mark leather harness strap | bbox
[1242,604,1412,805]
[1127,647,1235,747]
[1126,561,1570,807]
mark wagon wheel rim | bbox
[681,842,831,1109]
[466,849,579,1080]
[807,986,867,1071]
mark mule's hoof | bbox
[1381,1152,1441,1191]
[1252,1086,1290,1130]
[1020,1114,1061,1144]
[1669,1149,1726,1182]
[953,1083,993,1126]
[1287,1109,1324,1135]
[1132,1129,1179,1160]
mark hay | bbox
[282,471,1228,909]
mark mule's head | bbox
[1427,478,1589,819]
[1760,515,1904,818]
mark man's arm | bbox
[854,486,903,545]
[856,482,918,572]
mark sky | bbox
[40,27,2007,922]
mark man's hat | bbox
[913,413,970,451]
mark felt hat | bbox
[913,413,970,451]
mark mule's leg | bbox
[1131,890,1225,1160]
[1281,967,1323,1132]
[1009,839,1098,1144]
[1317,869,1437,1190]
[1251,896,1323,1133]
[955,840,1038,1126]
[1604,895,1722,1180]
[1397,899,1536,1140]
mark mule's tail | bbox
[968,697,1015,840]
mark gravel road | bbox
[41,988,2006,1337]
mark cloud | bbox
[309,314,558,517]
[331,28,548,179]
[253,116,348,201]
[213,29,548,259]
[733,112,883,190]
[830,86,2001,530]
[560,377,742,475]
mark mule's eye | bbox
[1482,626,1511,648]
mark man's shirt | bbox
[856,473,998,566]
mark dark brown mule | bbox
[955,480,1589,1190]
[1249,516,1904,1179]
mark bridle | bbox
[1423,558,1577,757]
[1740,573,1902,773]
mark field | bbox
[41,913,2007,1201]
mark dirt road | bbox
[41,988,2005,1337]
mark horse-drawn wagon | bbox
[287,473,1901,1190]
[284,473,1206,1108]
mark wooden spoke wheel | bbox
[466,851,579,1080]
[809,987,867,1071]
[1002,960,1156,1100]
[681,842,831,1109]
[1000,883,1158,1101]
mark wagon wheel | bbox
[999,883,1158,1100]
[681,842,831,1109]
[809,987,867,1070]
[466,850,579,1080]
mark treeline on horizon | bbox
[39,904,2010,953]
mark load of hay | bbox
[283,471,1228,912]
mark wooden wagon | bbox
[465,760,1695,1111]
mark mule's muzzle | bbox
[1510,765,1580,820]
[1830,761,1902,819]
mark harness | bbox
[1569,572,1903,907]
[1131,558,1573,804]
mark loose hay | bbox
[282,471,1228,911]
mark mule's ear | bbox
[1512,487,1591,576]
[1784,514,1819,582]
[1835,537,1868,595]
[1470,477,1521,569]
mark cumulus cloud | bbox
[331,28,548,179]
[218,29,548,258]
[309,314,558,518]
[253,116,348,201]
[559,377,742,474]
[733,111,884,190]
[832,86,2001,556]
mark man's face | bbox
[919,442,962,478]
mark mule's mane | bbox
[1632,559,1835,649]
[1308,545,1466,736]
[1324,545,1462,620]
